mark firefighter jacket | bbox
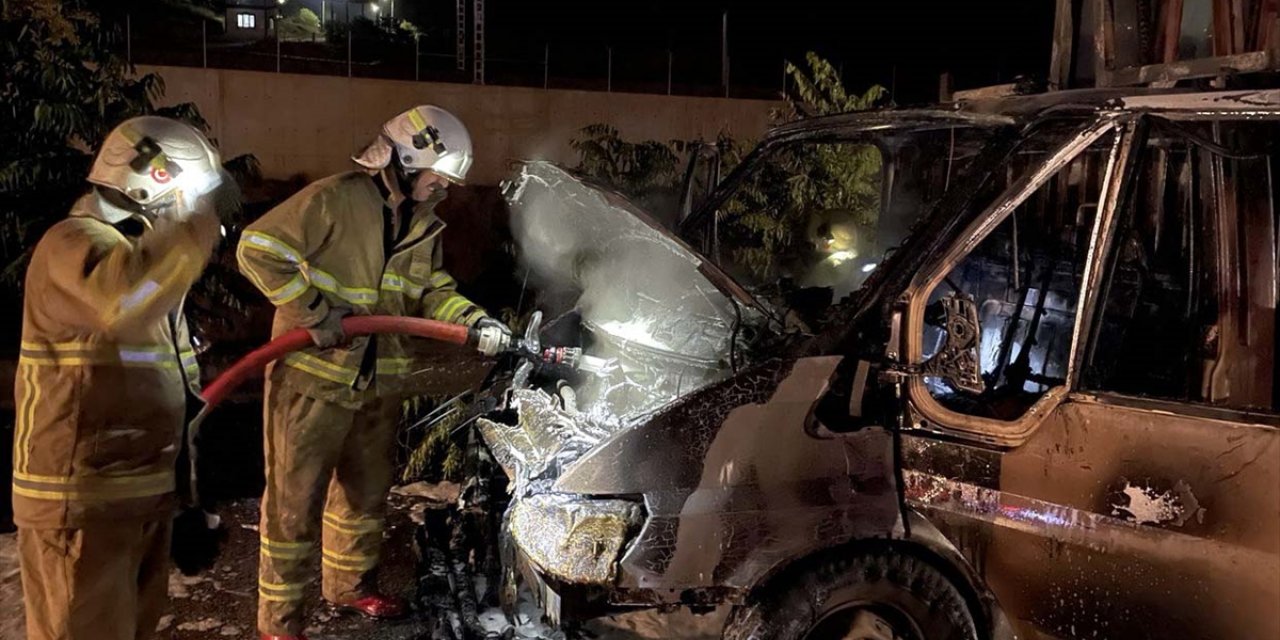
[12,194,214,529]
[236,171,487,406]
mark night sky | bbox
[477,0,1054,102]
[302,1,1056,102]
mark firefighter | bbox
[13,116,225,640]
[237,105,507,640]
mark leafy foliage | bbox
[0,0,257,349]
[278,6,322,41]
[570,124,685,215]
[570,52,888,281]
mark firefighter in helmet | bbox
[14,115,224,640]
[237,105,507,640]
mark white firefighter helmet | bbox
[88,116,223,212]
[352,105,474,183]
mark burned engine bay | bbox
[479,161,775,589]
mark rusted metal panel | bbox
[1105,50,1280,86]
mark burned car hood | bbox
[480,163,779,494]
[500,161,769,427]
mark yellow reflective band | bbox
[458,308,487,327]
[407,108,428,133]
[433,295,471,323]
[12,473,174,502]
[375,358,414,376]
[257,588,307,603]
[258,579,308,595]
[322,548,377,563]
[261,547,311,561]
[266,274,311,305]
[118,279,161,314]
[381,272,425,298]
[235,242,280,296]
[260,536,313,550]
[180,351,200,379]
[282,352,359,385]
[13,469,172,486]
[304,266,378,306]
[20,341,96,351]
[19,342,181,369]
[241,231,304,264]
[323,513,383,534]
[15,364,36,473]
[321,555,379,572]
[428,270,456,289]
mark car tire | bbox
[721,549,979,640]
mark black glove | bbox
[171,507,227,576]
[307,307,350,349]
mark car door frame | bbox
[899,113,1144,447]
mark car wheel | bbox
[721,550,978,640]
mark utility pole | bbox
[607,46,613,92]
[544,43,550,89]
[472,0,485,84]
[414,34,420,81]
[126,14,132,63]
[721,11,729,98]
[667,49,673,95]
[202,20,207,68]
[346,1,352,77]
[456,0,466,71]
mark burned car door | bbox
[903,114,1280,639]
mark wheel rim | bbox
[802,605,921,640]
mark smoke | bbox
[506,162,737,425]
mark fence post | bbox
[667,49,673,95]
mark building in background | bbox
[224,0,277,42]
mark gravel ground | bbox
[0,493,727,640]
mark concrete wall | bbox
[142,65,778,186]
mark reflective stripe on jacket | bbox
[236,171,486,405]
[12,194,213,528]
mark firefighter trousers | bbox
[19,520,172,640]
[257,381,400,636]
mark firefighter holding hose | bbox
[236,105,507,640]
[13,116,225,640]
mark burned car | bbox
[478,89,1280,640]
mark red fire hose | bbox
[198,315,473,411]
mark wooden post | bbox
[1092,0,1115,86]
[1049,0,1076,89]
[939,72,953,102]
[1156,0,1184,64]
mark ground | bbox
[0,489,727,640]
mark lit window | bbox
[237,12,256,29]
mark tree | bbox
[0,0,257,348]
[571,52,888,281]
[570,124,685,216]
[278,4,321,41]
[719,54,888,279]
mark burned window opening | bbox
[1083,120,1280,413]
[923,125,1115,420]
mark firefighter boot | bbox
[328,592,408,619]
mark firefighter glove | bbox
[307,307,350,349]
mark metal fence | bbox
[125,14,784,100]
